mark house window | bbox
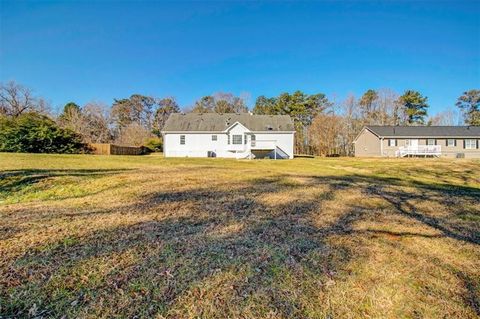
[388,139,396,147]
[212,135,217,141]
[180,135,185,145]
[427,139,436,146]
[447,139,455,147]
[244,135,247,144]
[251,134,256,141]
[227,134,230,144]
[465,139,477,149]
[232,134,242,145]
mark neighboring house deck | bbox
[161,113,295,159]
[353,126,480,158]
[395,145,442,157]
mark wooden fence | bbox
[89,143,145,155]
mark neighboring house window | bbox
[388,139,396,147]
[465,139,477,149]
[227,134,230,144]
[244,135,247,144]
[447,139,455,147]
[251,134,256,141]
[232,134,242,145]
[180,135,185,145]
[427,139,436,146]
[212,135,217,141]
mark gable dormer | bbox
[224,121,251,134]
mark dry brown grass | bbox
[0,153,479,318]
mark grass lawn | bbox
[0,153,479,318]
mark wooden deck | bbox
[395,145,442,157]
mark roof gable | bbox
[225,121,250,133]
[162,113,295,132]
[352,126,379,143]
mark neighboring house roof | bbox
[364,126,480,138]
[162,113,295,132]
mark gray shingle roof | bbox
[162,113,295,132]
[366,126,480,137]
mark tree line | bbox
[0,80,478,155]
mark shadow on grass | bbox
[1,169,131,193]
[0,169,132,204]
[1,172,479,317]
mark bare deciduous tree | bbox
[58,102,84,133]
[82,102,112,143]
[57,101,112,143]
[191,93,248,114]
[339,94,362,155]
[115,122,153,146]
[428,109,457,126]
[308,114,344,156]
[0,81,38,116]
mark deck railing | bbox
[251,140,276,150]
[395,145,441,157]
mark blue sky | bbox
[1,1,479,115]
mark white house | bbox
[161,113,295,159]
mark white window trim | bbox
[465,139,477,149]
[232,134,243,145]
[427,139,436,146]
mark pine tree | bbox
[398,90,429,125]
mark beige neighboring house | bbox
[353,126,480,158]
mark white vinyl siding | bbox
[163,132,294,159]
